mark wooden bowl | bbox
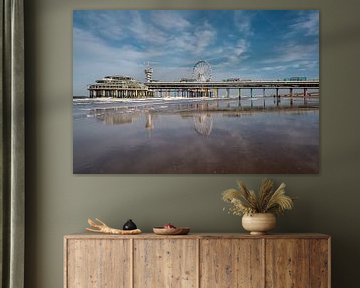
[153,227,190,235]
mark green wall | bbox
[25,0,360,287]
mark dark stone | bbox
[123,219,137,230]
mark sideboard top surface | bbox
[64,232,330,240]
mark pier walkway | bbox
[145,80,319,98]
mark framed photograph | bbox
[73,10,319,174]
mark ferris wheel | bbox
[193,60,212,82]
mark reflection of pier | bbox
[91,108,139,125]
[89,98,318,144]
[193,114,213,136]
[146,80,319,98]
[145,113,154,130]
[90,98,318,123]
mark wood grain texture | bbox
[66,239,131,288]
[133,239,197,288]
[64,234,330,288]
[265,239,310,288]
[310,239,330,288]
[200,239,264,288]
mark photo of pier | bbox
[73,10,319,174]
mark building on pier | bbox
[88,75,154,98]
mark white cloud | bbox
[260,65,287,71]
[262,42,318,65]
[74,27,160,66]
[291,60,319,70]
[151,11,191,31]
[193,22,217,54]
[215,11,254,66]
[233,11,254,36]
[288,11,319,37]
[73,27,161,95]
[168,21,216,56]
[129,11,168,45]
[214,38,249,66]
[233,39,248,57]
[75,11,127,41]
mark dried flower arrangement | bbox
[222,179,294,216]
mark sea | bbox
[73,94,319,174]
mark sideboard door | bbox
[66,239,131,288]
[266,239,309,287]
[310,239,330,288]
[133,239,198,288]
[200,239,264,288]
[265,238,329,288]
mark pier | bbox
[88,78,319,99]
[87,61,319,99]
[145,80,319,98]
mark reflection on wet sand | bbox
[145,113,154,130]
[89,98,318,138]
[86,95,319,126]
[193,114,213,136]
[89,108,140,125]
[73,97,319,174]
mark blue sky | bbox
[73,10,319,96]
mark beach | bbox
[73,96,319,174]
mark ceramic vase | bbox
[242,213,276,235]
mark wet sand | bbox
[73,97,319,174]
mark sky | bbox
[73,10,319,96]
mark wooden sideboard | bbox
[64,233,330,288]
